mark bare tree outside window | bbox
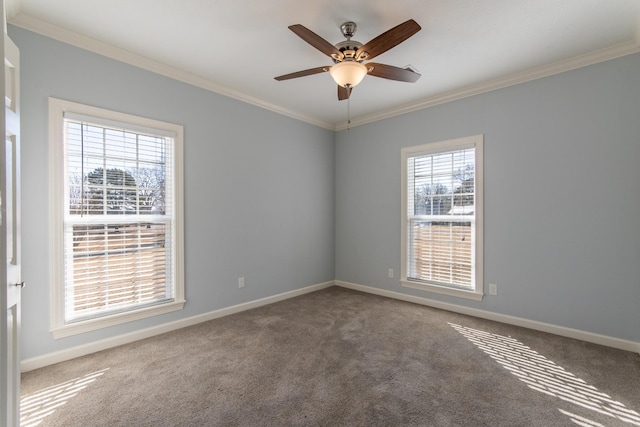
[69,167,165,215]
[453,164,475,209]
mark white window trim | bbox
[49,98,185,339]
[400,134,484,301]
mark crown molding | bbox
[335,40,640,131]
[4,0,21,23]
[8,13,335,130]
[8,13,640,133]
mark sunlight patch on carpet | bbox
[449,323,640,426]
[20,368,110,427]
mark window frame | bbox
[49,98,185,338]
[400,135,484,301]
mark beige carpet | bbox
[20,287,640,426]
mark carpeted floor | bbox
[20,287,640,426]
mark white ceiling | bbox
[6,0,640,130]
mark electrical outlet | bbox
[238,277,245,288]
[489,283,497,295]
[388,268,394,278]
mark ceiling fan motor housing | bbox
[333,40,363,62]
[333,21,364,62]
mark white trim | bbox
[51,300,186,339]
[48,97,186,338]
[51,97,185,135]
[334,40,640,131]
[4,0,20,25]
[9,13,640,132]
[49,98,65,333]
[335,280,640,354]
[401,135,483,299]
[21,281,334,372]
[22,279,640,371]
[9,14,333,131]
[401,280,483,301]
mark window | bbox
[401,135,483,300]
[49,98,185,338]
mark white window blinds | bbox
[63,115,175,322]
[402,135,483,299]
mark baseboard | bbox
[21,281,334,372]
[22,279,638,372]
[335,280,640,354]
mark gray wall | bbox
[11,24,640,361]
[10,26,336,360]
[336,52,640,342]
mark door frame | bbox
[1,2,22,424]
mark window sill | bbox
[51,299,186,339]
[401,279,484,301]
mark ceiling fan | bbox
[275,19,422,101]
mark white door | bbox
[1,10,21,427]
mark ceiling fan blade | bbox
[274,66,329,81]
[337,85,352,101]
[356,19,421,61]
[366,63,421,83]
[289,24,344,60]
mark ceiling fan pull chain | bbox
[347,90,351,132]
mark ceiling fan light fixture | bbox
[275,19,422,100]
[329,61,368,88]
